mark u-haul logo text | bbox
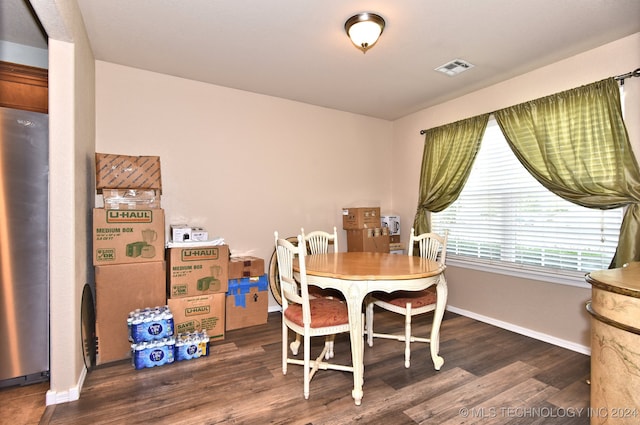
[106,210,153,223]
[181,248,219,261]
[185,306,210,316]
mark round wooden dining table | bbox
[294,251,446,405]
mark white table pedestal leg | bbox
[345,283,366,405]
[430,277,447,370]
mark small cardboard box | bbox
[168,293,225,341]
[381,215,401,236]
[346,229,390,253]
[389,242,404,252]
[228,256,265,279]
[166,244,229,298]
[95,153,162,193]
[93,208,165,266]
[225,275,268,331]
[191,227,208,241]
[95,261,167,365]
[342,207,381,230]
[170,224,192,242]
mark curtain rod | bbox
[614,67,640,85]
[419,67,640,135]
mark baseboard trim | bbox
[270,303,590,355]
[45,365,86,405]
[446,306,591,356]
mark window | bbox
[431,118,623,286]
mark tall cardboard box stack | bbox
[226,256,268,331]
[93,153,167,365]
[166,243,229,341]
[343,207,389,253]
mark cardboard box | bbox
[389,242,404,252]
[342,207,381,230]
[191,227,208,241]
[95,261,167,365]
[228,256,265,279]
[168,293,225,341]
[95,153,162,193]
[166,244,229,298]
[226,275,268,331]
[171,224,192,242]
[381,215,401,236]
[346,229,390,253]
[93,208,165,266]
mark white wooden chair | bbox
[292,226,341,357]
[274,232,353,400]
[301,226,338,255]
[301,226,342,300]
[365,227,448,368]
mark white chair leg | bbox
[367,302,374,347]
[404,303,412,369]
[324,335,335,359]
[282,323,288,375]
[290,334,301,355]
[303,334,311,399]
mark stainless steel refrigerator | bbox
[0,106,49,386]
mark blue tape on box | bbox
[227,274,268,308]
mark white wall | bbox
[31,0,96,405]
[391,33,640,352]
[94,61,394,308]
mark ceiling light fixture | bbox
[345,12,385,54]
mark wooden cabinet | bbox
[586,263,640,424]
[0,61,48,113]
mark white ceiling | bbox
[3,0,640,120]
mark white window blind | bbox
[431,119,623,280]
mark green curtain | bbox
[413,114,490,234]
[494,78,640,268]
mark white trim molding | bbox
[45,366,86,405]
[447,305,591,356]
[269,303,591,355]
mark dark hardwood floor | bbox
[4,310,591,424]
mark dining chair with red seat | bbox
[290,226,342,358]
[365,227,448,368]
[274,232,353,399]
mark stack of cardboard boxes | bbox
[343,207,390,253]
[166,241,229,341]
[92,153,269,366]
[93,153,167,365]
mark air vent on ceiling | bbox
[434,59,475,76]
